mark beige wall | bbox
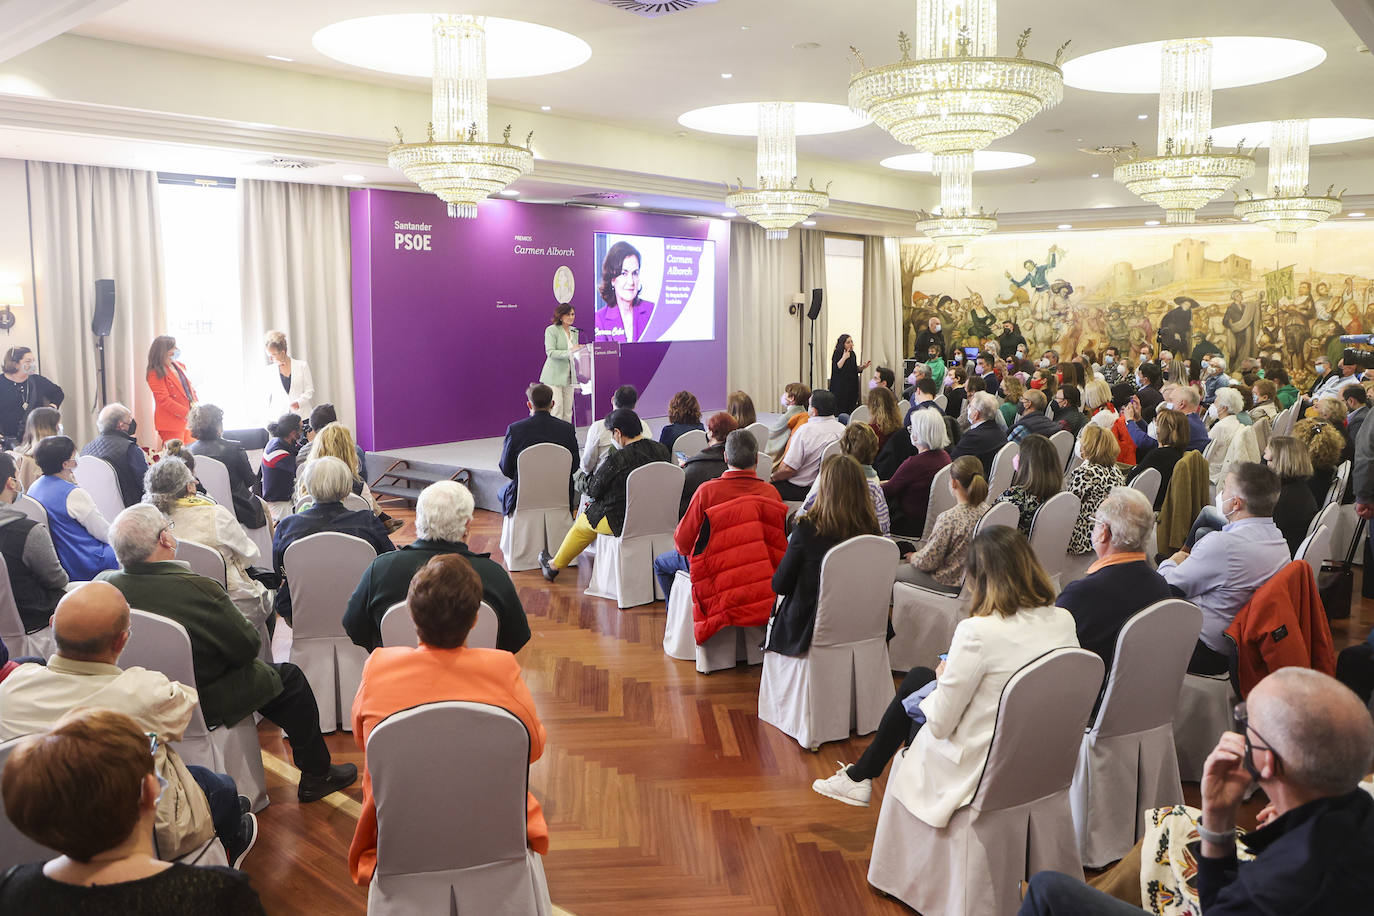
[0,158,38,358]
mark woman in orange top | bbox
[349,554,548,885]
[145,335,197,445]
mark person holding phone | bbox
[541,304,585,423]
[828,334,871,416]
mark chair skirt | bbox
[368,849,551,916]
[887,585,964,673]
[1070,723,1184,867]
[585,533,672,609]
[757,638,894,750]
[211,716,270,813]
[500,509,575,572]
[17,626,54,660]
[291,635,368,733]
[696,626,765,674]
[1172,674,1236,782]
[662,571,695,661]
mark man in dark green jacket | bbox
[343,481,530,652]
[99,504,356,802]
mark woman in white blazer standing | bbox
[264,330,315,420]
[540,304,585,424]
[812,525,1079,810]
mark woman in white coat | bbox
[265,329,315,420]
[812,525,1078,810]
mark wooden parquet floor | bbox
[243,507,1374,915]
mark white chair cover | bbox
[1070,599,1202,867]
[1173,672,1237,782]
[342,493,371,512]
[1307,499,1339,539]
[499,443,576,572]
[378,601,498,650]
[696,625,765,674]
[988,442,1018,498]
[194,455,235,513]
[1327,459,1351,506]
[245,497,274,564]
[1271,404,1296,439]
[1129,466,1162,508]
[119,609,269,811]
[662,570,695,661]
[73,455,124,527]
[13,494,47,526]
[0,552,54,659]
[1028,491,1081,590]
[899,398,913,419]
[284,532,377,732]
[1049,429,1073,469]
[744,422,769,455]
[920,464,955,540]
[887,501,1019,672]
[175,538,227,588]
[757,535,899,749]
[366,702,551,916]
[671,429,708,456]
[933,394,947,412]
[1201,436,1221,463]
[0,737,57,868]
[848,405,872,426]
[585,463,684,608]
[1295,525,1332,581]
[1058,550,1098,589]
[868,648,1104,916]
[753,451,772,482]
[819,438,843,466]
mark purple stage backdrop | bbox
[350,189,730,451]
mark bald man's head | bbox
[53,582,131,663]
[1249,668,1374,797]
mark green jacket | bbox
[1277,383,1299,409]
[539,323,580,387]
[97,561,281,727]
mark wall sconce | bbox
[0,285,22,334]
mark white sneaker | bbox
[812,762,872,807]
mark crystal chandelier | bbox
[725,102,830,240]
[847,0,1068,155]
[914,152,997,254]
[1234,119,1342,242]
[1113,38,1254,225]
[388,15,534,218]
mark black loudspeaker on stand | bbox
[92,279,115,406]
[806,289,823,389]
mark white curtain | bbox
[727,223,803,408]
[238,179,354,429]
[862,236,904,377]
[29,162,167,448]
[800,229,829,392]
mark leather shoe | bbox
[297,762,358,802]
[538,549,559,582]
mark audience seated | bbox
[725,389,756,428]
[678,411,737,516]
[941,366,968,420]
[765,382,811,457]
[98,504,357,801]
[1019,668,1374,915]
[998,376,1024,428]
[299,423,381,516]
[871,366,897,392]
[10,405,59,490]
[345,481,529,653]
[657,389,704,448]
[1085,378,1137,466]
[896,455,988,591]
[653,430,783,603]
[1206,388,1245,481]
[1126,408,1189,510]
[948,392,1006,476]
[1159,462,1289,675]
[1099,347,1127,387]
[1201,354,1233,405]
[1292,416,1346,504]
[0,452,68,631]
[498,383,580,517]
[1249,378,1279,423]
[1065,425,1125,556]
[1129,383,1208,454]
[1053,384,1088,436]
[1133,361,1165,422]
[186,404,266,530]
[260,412,302,522]
[540,408,671,581]
[1265,436,1319,555]
[0,582,255,864]
[1344,384,1369,465]
[799,423,890,535]
[882,407,952,537]
[865,385,903,452]
[143,456,268,635]
[295,403,368,481]
[580,384,647,476]
[349,554,547,885]
[771,390,845,501]
[272,457,394,624]
[1008,389,1059,443]
[993,433,1062,535]
[79,403,148,507]
[813,526,1077,808]
[0,708,267,914]
[27,435,119,580]
[1270,366,1299,408]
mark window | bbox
[824,236,865,353]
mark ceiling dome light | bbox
[725,102,830,240]
[678,102,870,136]
[1064,37,1325,93]
[880,151,1035,171]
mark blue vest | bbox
[27,475,119,581]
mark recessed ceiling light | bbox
[1210,117,1374,148]
[499,189,520,197]
[882,151,1034,172]
[1350,212,1367,218]
[266,54,295,62]
[624,201,641,208]
[1064,38,1326,93]
[680,102,871,136]
[1137,114,1149,120]
[794,42,821,50]
[741,26,750,31]
[721,72,733,79]
[341,173,365,181]
[1090,172,1100,178]
[540,105,551,111]
[1145,219,1161,226]
[313,15,591,79]
[802,220,817,226]
[722,210,738,218]
[1057,224,1073,230]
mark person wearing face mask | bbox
[1205,388,1247,483]
[1249,378,1280,424]
[145,335,197,446]
[260,412,307,522]
[949,393,1007,477]
[996,320,1026,360]
[1159,462,1289,675]
[1098,346,1127,387]
[26,435,119,581]
[915,316,946,362]
[0,346,63,447]
[1201,355,1233,405]
[0,451,68,632]
[1053,384,1088,436]
[1311,356,1357,402]
[78,403,148,508]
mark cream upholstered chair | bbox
[342,492,371,513]
[365,702,551,916]
[919,463,955,540]
[284,531,377,732]
[192,454,234,514]
[987,441,1018,498]
[1306,499,1339,539]
[663,570,764,674]
[378,601,498,650]
[1070,599,1202,867]
[847,404,871,426]
[671,429,707,457]
[0,553,54,659]
[757,535,899,750]
[662,571,695,662]
[14,493,47,526]
[1295,524,1333,582]
[120,609,269,812]
[887,500,1019,673]
[744,421,769,455]
[868,648,1103,916]
[1128,466,1162,508]
[585,463,684,609]
[1028,491,1081,590]
[73,455,124,528]
[174,538,227,588]
[753,451,772,482]
[499,443,577,572]
[1172,633,1239,783]
[1049,429,1073,470]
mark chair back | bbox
[1295,525,1332,579]
[1129,466,1162,508]
[341,492,370,512]
[971,648,1104,812]
[380,601,499,650]
[819,437,844,466]
[1202,436,1221,462]
[671,429,707,456]
[744,422,769,455]
[812,535,899,648]
[174,538,227,589]
[1271,405,1295,439]
[13,495,46,526]
[848,405,872,426]
[1027,491,1081,581]
[921,464,956,540]
[988,442,1018,497]
[1325,460,1351,507]
[194,455,235,512]
[976,499,1020,534]
[369,701,532,875]
[1307,500,1339,539]
[0,737,57,868]
[0,553,26,649]
[619,463,684,539]
[513,443,574,510]
[118,609,215,746]
[1049,429,1073,470]
[1092,600,1202,737]
[932,394,947,412]
[753,451,772,482]
[73,455,124,525]
[1252,415,1273,453]
[283,532,378,640]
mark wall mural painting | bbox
[900,224,1374,390]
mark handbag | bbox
[1318,518,1364,620]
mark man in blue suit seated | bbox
[949,392,1007,477]
[498,383,582,517]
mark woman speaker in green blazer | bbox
[541,304,585,423]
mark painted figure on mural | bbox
[967,301,998,342]
[1159,296,1195,357]
[1006,245,1063,319]
[1281,297,1310,371]
[1221,288,1261,364]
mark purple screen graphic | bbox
[350,189,730,451]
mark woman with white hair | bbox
[269,457,394,624]
[1207,386,1246,483]
[881,408,952,537]
[343,480,531,653]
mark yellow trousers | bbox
[552,513,613,569]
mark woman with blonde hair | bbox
[1264,436,1319,554]
[765,455,880,656]
[993,433,1062,534]
[813,525,1077,807]
[865,385,903,452]
[296,422,379,513]
[10,405,59,490]
[264,329,315,420]
[998,376,1025,428]
[726,390,757,429]
[1292,417,1347,504]
[1065,424,1124,555]
[1085,377,1136,465]
[898,455,988,590]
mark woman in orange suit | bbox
[145,335,197,445]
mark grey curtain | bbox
[28,162,167,447]
[727,222,803,408]
[800,229,829,392]
[862,236,904,377]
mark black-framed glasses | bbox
[1235,702,1279,779]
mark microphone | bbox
[1340,334,1374,344]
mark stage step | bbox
[369,458,472,506]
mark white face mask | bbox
[967,409,979,426]
[1017,349,1026,359]
[1146,421,1158,440]
[1216,490,1235,518]
[867,378,878,390]
[1073,439,1084,460]
[1163,401,1176,411]
[1104,354,1114,364]
[1039,358,1050,368]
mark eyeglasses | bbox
[146,732,168,801]
[1234,702,1279,778]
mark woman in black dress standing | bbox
[0,346,63,446]
[828,334,869,416]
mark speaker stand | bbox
[94,334,108,406]
[806,316,817,390]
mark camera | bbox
[1344,347,1374,371]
